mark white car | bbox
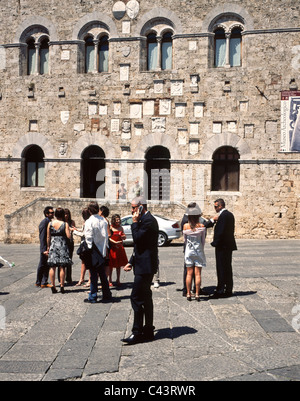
[121,214,182,247]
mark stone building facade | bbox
[0,0,300,242]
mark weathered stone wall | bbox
[0,0,299,242]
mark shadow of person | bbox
[155,326,197,340]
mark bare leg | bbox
[186,266,194,298]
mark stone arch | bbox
[71,133,117,159]
[202,3,254,32]
[72,12,119,40]
[200,133,252,160]
[135,8,183,37]
[13,132,54,159]
[133,133,183,160]
[15,16,58,43]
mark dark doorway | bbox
[211,146,240,191]
[145,146,171,201]
[81,145,105,199]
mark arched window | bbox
[145,146,171,201]
[144,24,174,72]
[85,36,95,73]
[22,145,45,187]
[84,34,109,73]
[26,36,50,75]
[27,38,36,75]
[81,145,106,199]
[161,32,173,70]
[211,15,244,68]
[40,38,49,75]
[147,33,158,71]
[230,27,242,67]
[99,35,109,72]
[212,147,240,191]
[214,29,226,67]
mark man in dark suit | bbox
[36,206,54,287]
[122,197,159,345]
[205,199,237,298]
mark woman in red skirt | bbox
[108,214,128,287]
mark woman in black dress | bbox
[47,208,72,294]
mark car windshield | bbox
[122,217,133,226]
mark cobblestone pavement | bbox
[0,240,300,382]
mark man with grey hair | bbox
[122,196,159,345]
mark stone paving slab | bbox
[0,240,300,382]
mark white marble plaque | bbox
[159,99,171,115]
[111,119,120,132]
[171,80,184,96]
[240,100,249,112]
[178,129,187,145]
[122,120,131,139]
[154,80,164,94]
[135,123,143,136]
[74,123,85,132]
[88,103,97,117]
[152,118,166,134]
[189,140,199,155]
[61,50,70,61]
[130,103,142,119]
[189,41,197,51]
[213,122,222,134]
[190,122,199,136]
[122,21,131,34]
[120,64,130,81]
[0,47,6,70]
[114,102,122,115]
[194,102,204,118]
[244,124,254,138]
[59,142,68,157]
[175,103,186,118]
[99,105,108,115]
[143,100,155,116]
[228,121,237,132]
[61,111,70,124]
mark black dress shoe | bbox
[209,291,224,299]
[121,334,144,345]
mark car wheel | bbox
[158,231,168,247]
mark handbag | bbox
[77,240,91,261]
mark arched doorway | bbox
[145,146,171,201]
[81,145,105,198]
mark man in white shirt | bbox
[84,202,111,303]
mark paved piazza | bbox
[0,240,300,382]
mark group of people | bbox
[36,196,236,346]
[182,199,237,302]
[35,204,129,295]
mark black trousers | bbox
[36,253,49,286]
[215,247,233,294]
[131,274,154,335]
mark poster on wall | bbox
[281,91,300,152]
